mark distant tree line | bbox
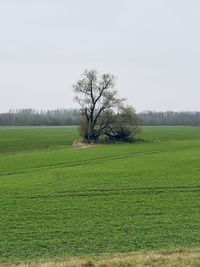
[140,111,200,126]
[0,109,80,126]
[1,109,200,126]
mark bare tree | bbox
[73,69,141,143]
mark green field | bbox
[0,126,200,263]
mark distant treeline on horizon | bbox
[1,109,200,126]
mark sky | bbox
[0,0,200,112]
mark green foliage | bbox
[0,126,200,263]
[103,106,142,143]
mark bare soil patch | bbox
[72,140,98,149]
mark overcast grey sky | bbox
[0,0,200,112]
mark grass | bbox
[0,126,78,154]
[0,126,200,264]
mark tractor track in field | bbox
[0,145,194,177]
[5,185,200,199]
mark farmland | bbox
[0,126,200,265]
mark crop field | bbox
[0,126,200,265]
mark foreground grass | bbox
[1,249,200,267]
[0,126,200,263]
